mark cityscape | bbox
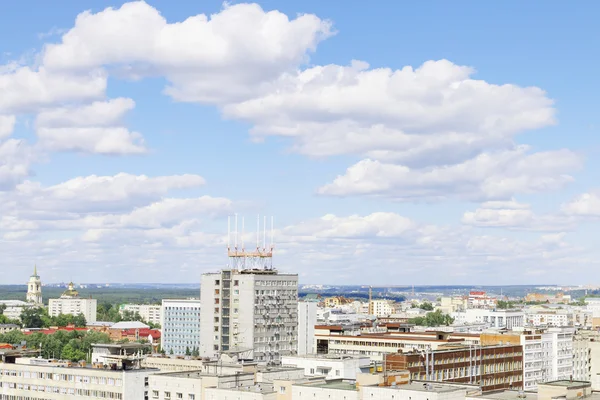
[1,1,600,400]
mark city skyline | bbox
[1,1,599,284]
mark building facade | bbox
[26,265,42,305]
[281,354,370,381]
[48,283,97,323]
[384,345,524,392]
[119,303,162,325]
[161,299,201,356]
[453,309,524,329]
[200,269,299,364]
[297,301,317,356]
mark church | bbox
[26,265,43,305]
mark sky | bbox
[1,1,599,285]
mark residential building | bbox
[48,282,97,322]
[370,300,397,317]
[119,303,162,325]
[200,269,298,364]
[161,299,201,356]
[467,381,596,400]
[439,296,467,314]
[361,382,469,400]
[323,297,352,308]
[297,301,317,355]
[26,265,42,305]
[282,354,370,381]
[453,309,524,329]
[468,291,497,309]
[0,324,18,334]
[525,308,574,327]
[547,327,574,382]
[586,298,600,328]
[0,300,35,321]
[384,345,524,392]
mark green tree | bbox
[0,303,6,315]
[185,346,191,356]
[419,302,434,311]
[73,313,87,328]
[61,343,86,362]
[0,329,26,344]
[20,307,47,328]
[192,347,199,357]
[409,310,454,327]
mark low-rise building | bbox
[453,309,524,330]
[0,300,35,321]
[281,355,370,381]
[0,324,18,334]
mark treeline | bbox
[19,307,87,329]
[97,303,160,328]
[0,329,111,362]
[408,310,454,326]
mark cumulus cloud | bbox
[35,98,146,154]
[318,146,582,201]
[13,173,206,213]
[0,115,16,138]
[224,60,555,164]
[0,139,35,190]
[42,1,333,104]
[562,191,600,217]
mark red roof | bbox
[121,328,161,339]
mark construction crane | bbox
[361,285,414,315]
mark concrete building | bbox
[315,326,480,362]
[161,298,201,356]
[370,300,398,318]
[385,345,524,392]
[48,282,97,322]
[26,265,42,305]
[0,300,35,321]
[525,308,574,327]
[0,345,157,399]
[453,309,524,329]
[298,301,317,355]
[200,269,298,364]
[119,303,162,325]
[361,382,469,400]
[281,354,370,381]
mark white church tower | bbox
[26,265,42,305]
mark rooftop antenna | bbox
[263,216,266,252]
[234,213,238,253]
[270,216,274,250]
[256,214,260,250]
[227,216,231,253]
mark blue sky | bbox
[0,1,599,285]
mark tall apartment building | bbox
[298,301,317,355]
[48,282,97,323]
[119,304,162,325]
[161,299,201,355]
[200,269,298,364]
[573,329,600,389]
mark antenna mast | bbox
[227,214,274,271]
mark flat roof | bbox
[469,390,538,400]
[541,380,591,388]
[392,382,468,393]
[157,370,255,379]
[296,380,356,391]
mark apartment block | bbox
[281,354,370,380]
[452,309,524,329]
[119,303,162,325]
[200,269,298,364]
[48,283,97,323]
[161,299,201,356]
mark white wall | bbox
[298,302,317,355]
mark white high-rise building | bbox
[120,304,162,325]
[200,269,298,364]
[297,301,317,355]
[48,282,97,323]
[26,265,42,305]
[161,299,201,356]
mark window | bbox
[165,392,171,399]
[215,280,220,285]
[215,289,220,295]
[177,393,183,399]
[280,387,286,394]
[310,368,315,374]
[234,280,239,286]
[214,326,219,332]
[189,395,196,400]
[152,391,159,399]
[336,370,340,376]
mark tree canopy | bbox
[408,310,454,326]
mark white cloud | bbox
[0,67,106,114]
[35,98,146,154]
[0,139,34,190]
[224,59,555,164]
[14,173,206,212]
[318,146,582,201]
[0,115,16,138]
[562,191,600,217]
[43,2,333,104]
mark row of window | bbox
[152,390,194,399]
[0,382,122,399]
[0,370,122,386]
